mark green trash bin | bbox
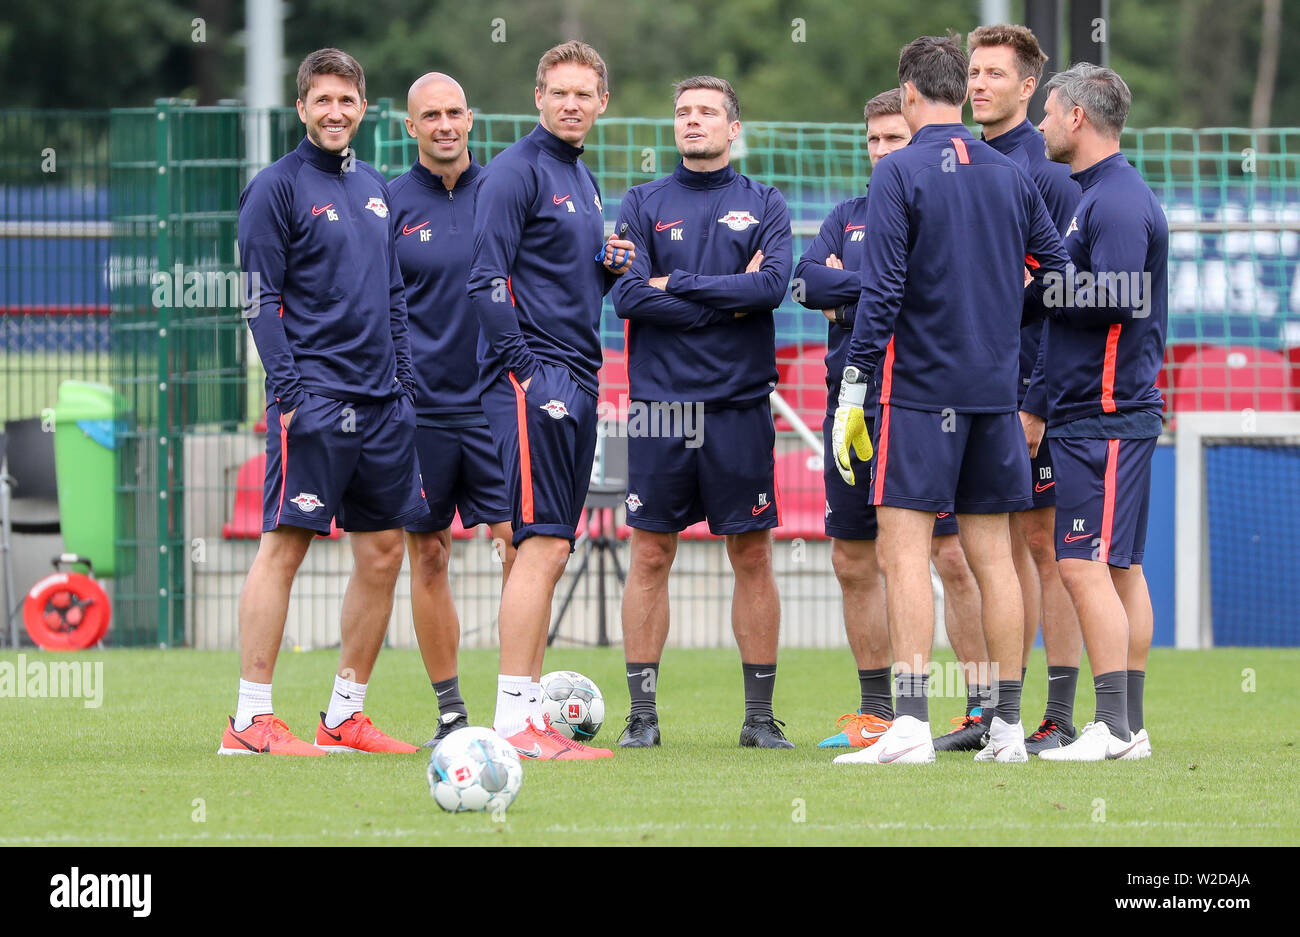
[53,381,122,577]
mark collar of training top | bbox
[672,161,738,190]
[908,122,976,147]
[296,136,352,173]
[982,118,1040,154]
[411,153,482,191]
[1071,150,1129,190]
[530,122,584,162]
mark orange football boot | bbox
[218,714,325,756]
[503,714,613,760]
[315,712,419,753]
[817,712,892,748]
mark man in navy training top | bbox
[467,41,635,761]
[930,24,1085,755]
[1031,63,1166,762]
[832,33,1070,765]
[611,76,794,749]
[389,72,516,747]
[223,48,427,757]
[793,88,985,753]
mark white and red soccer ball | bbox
[539,670,605,742]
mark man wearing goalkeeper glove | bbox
[610,76,794,749]
[794,88,985,753]
[831,34,1068,766]
[1030,64,1166,762]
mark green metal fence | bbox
[3,102,1299,646]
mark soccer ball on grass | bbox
[539,670,605,742]
[427,726,523,813]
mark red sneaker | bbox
[218,714,325,756]
[315,712,418,753]
[503,715,613,760]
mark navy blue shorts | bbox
[820,410,959,540]
[481,363,598,548]
[1052,435,1155,568]
[823,411,877,540]
[1027,436,1057,509]
[870,404,1032,515]
[263,392,429,534]
[407,423,512,532]
[626,400,777,535]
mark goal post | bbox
[1175,410,1300,648]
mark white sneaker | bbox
[1039,721,1144,761]
[1126,728,1152,759]
[973,715,1028,763]
[832,714,935,764]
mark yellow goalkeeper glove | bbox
[832,372,873,486]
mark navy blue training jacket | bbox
[1025,153,1168,427]
[793,194,869,413]
[844,122,1070,413]
[611,161,792,406]
[390,156,486,427]
[467,124,614,397]
[984,119,1082,409]
[238,136,414,413]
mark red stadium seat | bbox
[254,415,267,433]
[773,447,827,540]
[774,343,829,433]
[222,453,342,539]
[597,347,630,420]
[1170,346,1297,412]
[1155,342,1202,412]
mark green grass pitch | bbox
[2,646,1296,845]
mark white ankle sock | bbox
[235,679,273,731]
[324,674,366,729]
[494,674,537,737]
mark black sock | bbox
[1127,670,1146,733]
[432,676,466,716]
[993,679,1022,726]
[858,667,894,720]
[1021,666,1027,683]
[894,671,929,722]
[1043,665,1079,727]
[1093,670,1130,739]
[969,683,995,718]
[742,663,776,720]
[626,662,659,717]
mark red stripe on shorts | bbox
[1100,439,1120,564]
[508,371,534,524]
[276,412,290,523]
[871,338,896,504]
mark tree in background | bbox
[1,0,1296,126]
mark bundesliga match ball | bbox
[539,670,605,742]
[427,726,523,814]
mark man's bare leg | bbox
[238,526,315,685]
[876,506,937,722]
[726,530,790,747]
[956,512,1026,737]
[1017,506,1084,747]
[493,535,571,736]
[620,528,677,742]
[932,533,990,719]
[1058,557,1130,738]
